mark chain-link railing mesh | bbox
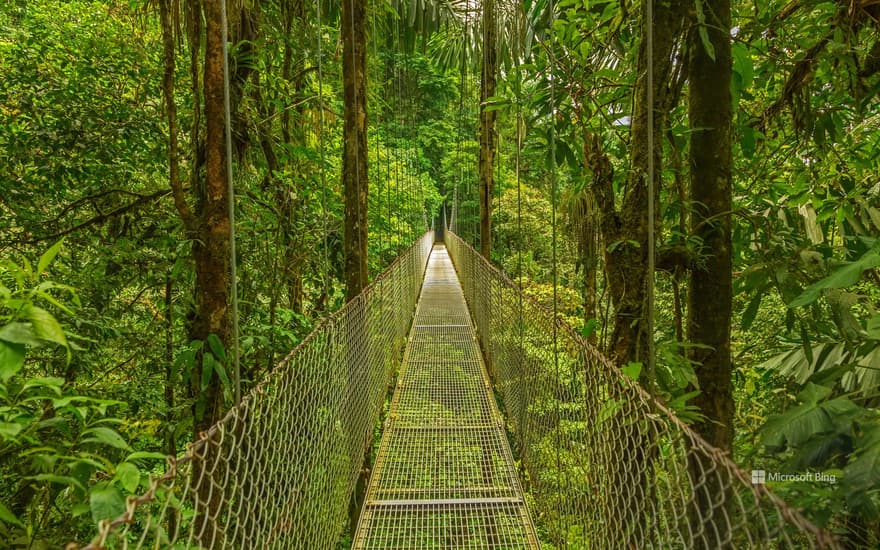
[445,231,839,549]
[76,232,434,550]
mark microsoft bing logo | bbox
[751,470,766,484]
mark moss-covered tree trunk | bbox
[343,0,369,299]
[590,0,686,370]
[686,0,734,540]
[342,0,371,533]
[185,0,232,546]
[478,0,496,259]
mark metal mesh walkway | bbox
[353,244,539,549]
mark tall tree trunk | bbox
[478,0,496,259]
[341,0,371,534]
[342,0,369,299]
[159,0,193,230]
[190,0,231,545]
[192,0,230,435]
[686,0,734,542]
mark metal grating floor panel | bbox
[353,244,538,549]
[394,362,495,427]
[354,502,535,549]
[370,427,520,500]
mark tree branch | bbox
[756,33,833,129]
[21,189,172,244]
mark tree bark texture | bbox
[688,0,733,455]
[479,0,496,259]
[341,0,372,533]
[190,0,231,545]
[591,0,687,369]
[343,0,369,300]
[686,0,734,540]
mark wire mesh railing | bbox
[77,231,434,549]
[445,231,840,549]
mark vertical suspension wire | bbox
[316,0,330,303]
[402,43,413,241]
[393,14,402,244]
[220,0,241,405]
[514,62,525,446]
[371,7,384,260]
[479,3,486,254]
[646,0,656,383]
[545,0,563,532]
[469,20,477,247]
[495,127,502,246]
[400,23,416,243]
[455,17,469,237]
[385,86,393,249]
[400,35,426,234]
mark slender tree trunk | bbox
[342,0,369,299]
[159,0,193,229]
[158,0,184,476]
[478,0,496,259]
[192,0,230,433]
[341,0,371,533]
[190,0,231,546]
[187,0,202,196]
[686,0,734,543]
[163,274,178,537]
[668,128,688,346]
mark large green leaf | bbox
[867,314,880,340]
[23,304,68,349]
[27,474,85,493]
[843,433,880,517]
[0,322,40,346]
[740,290,764,331]
[762,383,831,447]
[90,484,125,523]
[37,238,64,275]
[694,0,716,61]
[21,376,65,396]
[82,426,130,450]
[0,501,23,528]
[0,339,25,382]
[789,250,880,308]
[114,462,141,493]
[0,422,24,440]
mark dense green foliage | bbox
[0,0,879,546]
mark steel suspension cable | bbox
[371,10,384,259]
[514,67,525,440]
[393,15,402,244]
[456,20,469,236]
[545,0,563,525]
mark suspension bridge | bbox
[78,231,840,549]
